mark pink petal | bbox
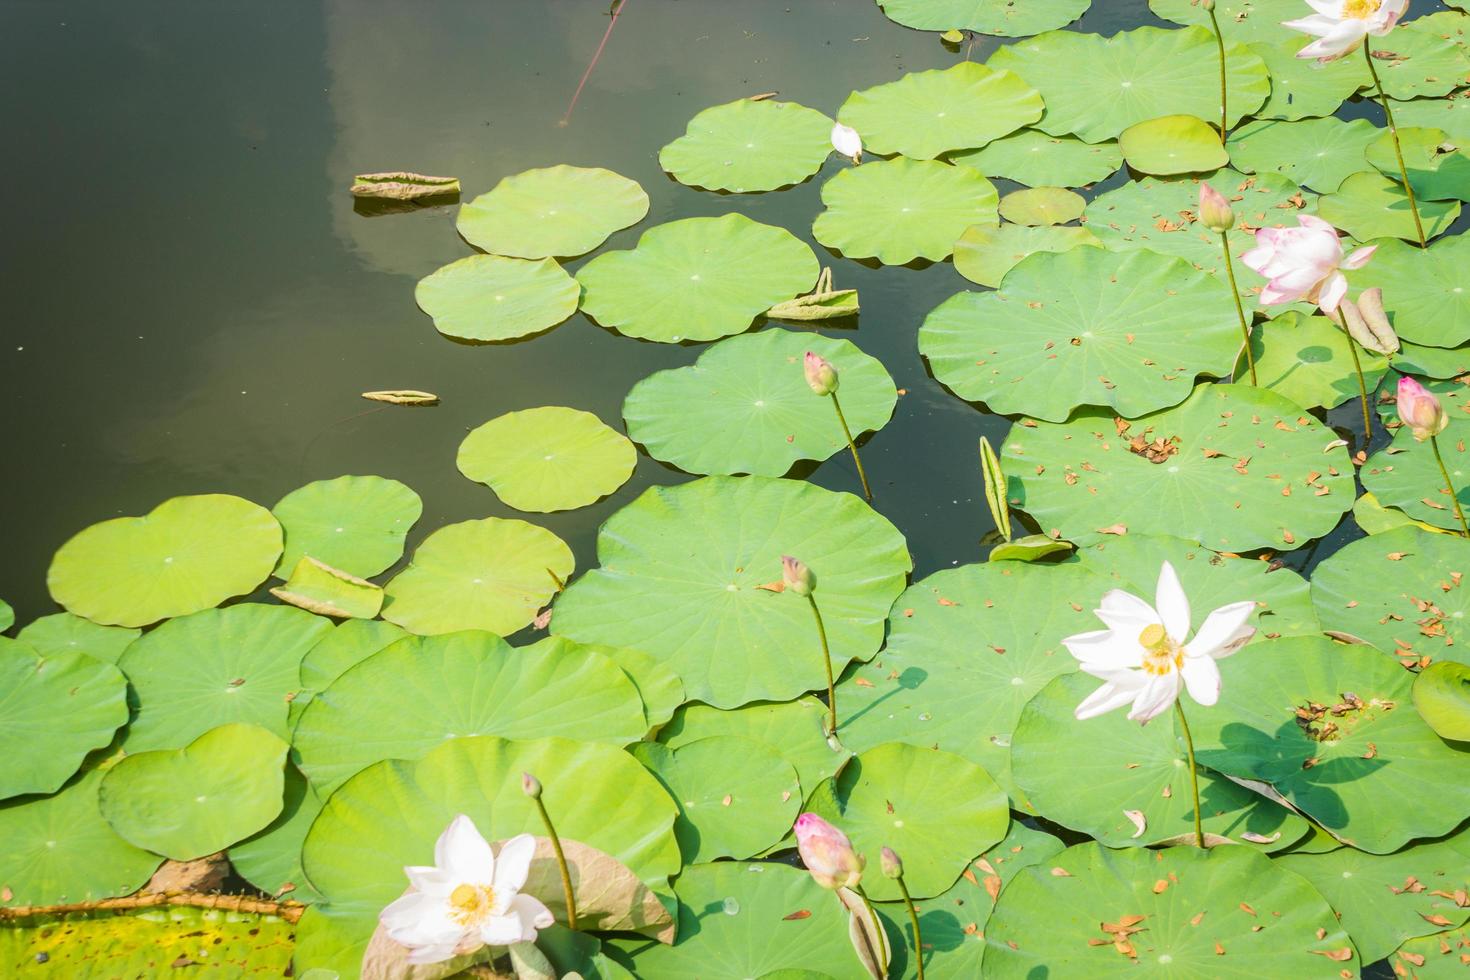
[1342,244,1377,270]
[1317,272,1348,314]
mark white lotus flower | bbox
[1062,562,1257,725]
[380,814,554,964]
[1283,0,1409,62]
[831,122,862,164]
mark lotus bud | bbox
[521,771,542,799]
[880,847,903,879]
[794,813,865,890]
[1398,376,1450,442]
[1198,183,1235,233]
[1201,0,1214,9]
[804,351,839,396]
[831,123,862,164]
[781,555,815,596]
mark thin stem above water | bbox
[1219,231,1254,384]
[1429,435,1470,537]
[532,795,578,930]
[897,875,925,980]
[1363,44,1427,248]
[1174,699,1205,850]
[831,393,873,502]
[807,594,838,737]
[1207,4,1228,140]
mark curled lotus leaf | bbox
[349,172,458,201]
[270,557,384,620]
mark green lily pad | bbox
[984,842,1353,976]
[1248,36,1367,120]
[1370,13,1470,101]
[271,475,421,579]
[293,630,647,795]
[297,618,406,695]
[47,494,282,628]
[1397,91,1470,145]
[836,63,1043,160]
[953,222,1101,288]
[117,603,332,752]
[382,517,573,636]
[1316,170,1461,243]
[100,723,288,861]
[988,26,1269,143]
[1392,925,1470,977]
[15,613,139,665]
[1002,383,1356,551]
[1250,310,1391,411]
[919,247,1242,421]
[455,164,648,259]
[1347,233,1470,347]
[622,328,896,477]
[997,186,1085,225]
[1149,0,1303,41]
[1415,660,1470,740]
[527,635,686,731]
[228,764,325,903]
[457,406,636,512]
[1225,117,1378,192]
[1119,114,1228,175]
[578,214,819,343]
[811,157,999,265]
[875,0,1091,36]
[414,254,580,343]
[659,99,833,193]
[1362,383,1470,534]
[1191,635,1470,852]
[949,129,1122,187]
[1353,490,1454,536]
[1366,125,1470,202]
[1396,338,1470,379]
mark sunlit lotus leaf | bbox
[455,165,648,259]
[952,222,1100,288]
[1352,490,1454,536]
[294,630,646,795]
[578,214,819,343]
[382,517,573,636]
[1346,233,1470,347]
[117,604,332,752]
[875,0,1091,36]
[949,129,1122,187]
[1248,36,1367,120]
[526,635,685,731]
[297,618,405,696]
[1225,117,1378,192]
[984,842,1352,976]
[811,157,999,264]
[1392,925,1470,978]
[271,558,382,620]
[1311,525,1470,664]
[47,494,281,628]
[228,764,325,903]
[100,723,288,861]
[0,638,126,800]
[836,63,1042,160]
[623,329,896,477]
[535,925,636,980]
[457,406,636,512]
[1250,310,1390,411]
[271,475,421,579]
[1396,90,1470,145]
[1118,114,1228,175]
[1317,170,1461,242]
[1191,635,1470,852]
[997,186,1084,225]
[1395,339,1470,379]
[1361,375,1470,533]
[988,27,1269,143]
[415,254,580,343]
[1415,660,1470,740]
[1369,13,1470,101]
[1366,125,1470,201]
[1148,0,1304,40]
[16,613,139,665]
[920,248,1241,421]
[659,99,834,193]
[1002,383,1356,551]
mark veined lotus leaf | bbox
[1248,36,1367,120]
[1346,233,1470,347]
[228,764,325,904]
[300,736,680,978]
[1118,114,1229,175]
[1002,383,1356,551]
[47,494,281,628]
[659,99,833,193]
[1362,378,1470,533]
[382,517,573,636]
[414,254,580,343]
[988,26,1269,143]
[949,129,1122,187]
[0,638,127,800]
[622,329,897,477]
[117,603,332,752]
[1353,490,1454,536]
[349,172,458,201]
[577,214,819,343]
[1250,310,1390,411]
[524,635,686,731]
[455,164,648,259]
[1392,925,1470,977]
[919,247,1241,422]
[874,0,1091,36]
[533,924,636,980]
[997,186,1085,225]
[16,613,139,665]
[1148,0,1304,40]
[293,630,647,795]
[1011,671,1309,849]
[1316,170,1460,242]
[811,157,999,265]
[1366,125,1470,202]
[271,475,421,579]
[1396,338,1470,379]
[100,723,289,861]
[1414,660,1470,740]
[952,222,1101,288]
[1190,635,1470,852]
[298,618,406,695]
[552,476,911,709]
[271,557,384,620]
[1369,12,1470,101]
[983,842,1353,976]
[1310,525,1470,666]
[630,736,801,863]
[1397,91,1470,145]
[1225,117,1378,192]
[836,63,1043,160]
[456,406,636,513]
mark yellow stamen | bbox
[1342,0,1381,19]
[447,883,497,926]
[1138,624,1183,677]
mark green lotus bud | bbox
[781,555,815,596]
[880,847,903,879]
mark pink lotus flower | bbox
[781,555,815,596]
[804,351,839,396]
[1397,376,1449,441]
[794,813,864,889]
[1240,214,1375,314]
[1284,0,1408,62]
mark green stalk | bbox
[896,875,925,980]
[1430,435,1470,537]
[807,594,838,736]
[530,794,578,930]
[830,393,873,502]
[1174,700,1205,850]
[1342,330,1374,444]
[1207,3,1228,140]
[1219,231,1255,384]
[855,885,890,979]
[1363,44,1426,247]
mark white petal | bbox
[491,833,537,898]
[1098,587,1158,624]
[1154,562,1191,645]
[404,865,454,897]
[511,892,555,930]
[1063,628,1144,670]
[1282,13,1341,36]
[1127,673,1181,724]
[1186,601,1258,659]
[405,940,467,965]
[1180,654,1223,707]
[1304,0,1344,16]
[436,814,495,882]
[480,911,533,947]
[383,894,463,947]
[1076,673,1147,720]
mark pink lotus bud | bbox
[781,555,815,596]
[794,813,864,890]
[521,771,542,799]
[1198,183,1235,233]
[804,351,839,396]
[1398,376,1449,442]
[880,846,903,879]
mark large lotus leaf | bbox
[414,254,580,343]
[455,164,648,259]
[1310,526,1470,666]
[0,768,161,905]
[117,604,332,752]
[300,735,681,978]
[100,723,288,861]
[382,517,573,636]
[1397,92,1470,145]
[16,613,139,665]
[228,764,325,903]
[536,924,636,980]
[920,247,1241,422]
[1190,635,1470,852]
[1002,383,1356,551]
[1148,0,1303,41]
[837,63,1042,160]
[1370,13,1470,101]
[622,328,896,477]
[297,617,405,695]
[1366,125,1470,202]
[1248,37,1366,120]
[1012,671,1309,849]
[553,476,910,708]
[1250,309,1390,411]
[1225,117,1378,192]
[874,0,1090,36]
[952,221,1101,288]
[271,475,421,578]
[659,99,834,193]
[806,742,1009,901]
[1393,925,1470,977]
[0,638,127,799]
[457,406,636,512]
[293,630,646,795]
[1316,170,1460,242]
[1119,114,1229,176]
[997,186,1085,225]
[983,842,1353,976]
[630,736,801,863]
[811,157,999,265]
[1415,660,1470,740]
[526,635,686,731]
[47,494,282,628]
[1353,490,1456,537]
[988,27,1269,143]
[1362,379,1470,533]
[1347,233,1470,347]
[1396,339,1470,379]
[949,129,1122,187]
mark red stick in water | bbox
[560,1,629,127]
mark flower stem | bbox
[896,874,925,980]
[1219,232,1254,384]
[807,593,838,737]
[830,393,873,502]
[855,885,890,979]
[1430,435,1470,537]
[1363,44,1426,248]
[1342,329,1374,444]
[1174,700,1205,850]
[1207,3,1228,140]
[531,794,578,930]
